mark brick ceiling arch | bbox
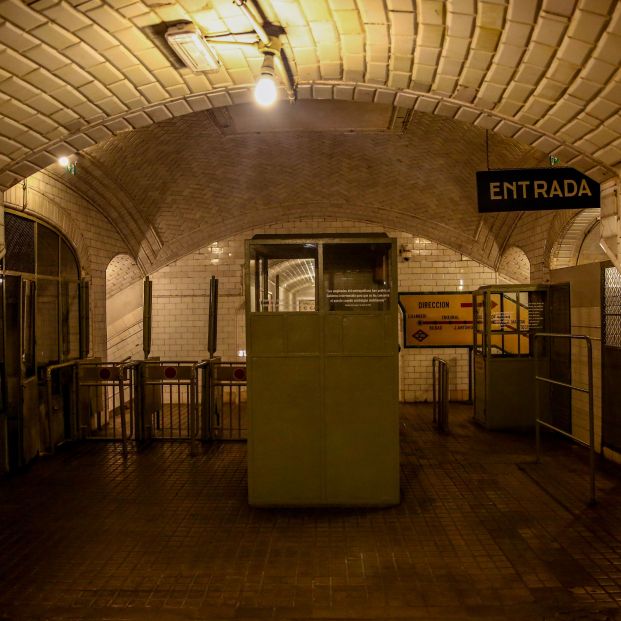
[53,106,562,272]
[0,0,620,194]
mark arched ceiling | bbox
[1,0,620,270]
[51,104,553,271]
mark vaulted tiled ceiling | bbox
[0,0,620,266]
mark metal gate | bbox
[205,360,247,440]
[76,361,137,454]
[42,358,246,453]
[602,265,621,452]
[141,360,200,441]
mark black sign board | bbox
[476,167,600,213]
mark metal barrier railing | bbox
[76,361,138,456]
[208,360,247,440]
[432,357,449,433]
[534,333,597,505]
[42,357,247,454]
[44,360,78,453]
[141,360,199,442]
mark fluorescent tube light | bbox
[165,23,220,73]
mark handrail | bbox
[432,357,449,433]
[534,332,597,505]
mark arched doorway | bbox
[497,246,530,283]
[105,254,143,362]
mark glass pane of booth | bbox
[474,293,484,352]
[487,289,546,356]
[250,244,317,312]
[324,243,391,311]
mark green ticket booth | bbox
[245,234,400,506]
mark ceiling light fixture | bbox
[165,23,220,73]
[255,51,278,106]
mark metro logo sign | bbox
[476,167,600,213]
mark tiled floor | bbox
[2,404,621,620]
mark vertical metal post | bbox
[432,358,437,424]
[202,363,211,441]
[143,276,152,360]
[275,274,280,311]
[533,335,541,464]
[72,363,78,439]
[261,256,269,311]
[442,363,449,432]
[189,366,196,456]
[208,276,218,358]
[587,337,596,505]
[254,254,261,312]
[119,372,127,457]
[46,368,54,453]
[79,279,90,359]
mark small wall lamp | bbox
[58,156,77,175]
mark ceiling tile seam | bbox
[358,0,389,86]
[322,1,347,82]
[534,62,612,148]
[435,7,473,101]
[425,1,447,95]
[287,2,323,83]
[0,24,140,127]
[481,22,536,113]
[471,2,510,110]
[516,12,592,133]
[457,23,496,97]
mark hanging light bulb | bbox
[254,51,278,106]
[255,76,277,106]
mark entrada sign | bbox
[476,167,600,213]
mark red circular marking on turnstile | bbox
[233,367,246,381]
[99,368,111,380]
[164,366,177,379]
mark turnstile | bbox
[245,234,399,506]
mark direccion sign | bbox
[476,167,600,213]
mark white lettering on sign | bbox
[327,288,390,307]
[490,179,592,200]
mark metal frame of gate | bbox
[42,358,247,454]
[76,360,138,456]
[203,360,247,441]
[141,360,199,442]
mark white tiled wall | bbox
[107,218,507,401]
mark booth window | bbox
[250,243,317,312]
[323,243,391,311]
[489,290,545,356]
